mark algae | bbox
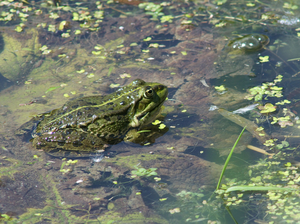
[108,153,170,169]
[0,158,24,178]
[0,28,41,81]
[9,172,168,224]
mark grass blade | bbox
[216,126,246,190]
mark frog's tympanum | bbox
[17,79,168,156]
[228,34,270,52]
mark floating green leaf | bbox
[259,55,269,63]
[76,69,85,74]
[215,85,226,92]
[259,103,277,114]
[143,37,152,42]
[181,51,187,55]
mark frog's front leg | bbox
[124,129,142,144]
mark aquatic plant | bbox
[245,75,283,102]
[213,126,299,223]
[0,213,12,221]
[60,159,78,174]
[138,2,164,20]
[215,127,246,191]
[131,165,158,178]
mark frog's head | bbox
[129,79,168,128]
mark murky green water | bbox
[1,0,300,223]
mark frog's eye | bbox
[144,87,154,98]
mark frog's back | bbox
[36,94,129,133]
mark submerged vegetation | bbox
[131,165,158,178]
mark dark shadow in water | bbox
[210,74,267,93]
[0,73,13,92]
[184,145,224,164]
[140,186,161,207]
[184,140,263,178]
[0,34,3,53]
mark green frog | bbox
[17,79,168,156]
[228,34,269,52]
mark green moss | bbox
[91,211,168,224]
[0,158,24,178]
[108,153,170,168]
[120,61,175,71]
[13,205,168,224]
[104,36,128,51]
[11,172,168,224]
[107,202,115,210]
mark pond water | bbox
[1,0,300,223]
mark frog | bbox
[17,79,168,157]
[227,34,270,52]
[212,34,270,77]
